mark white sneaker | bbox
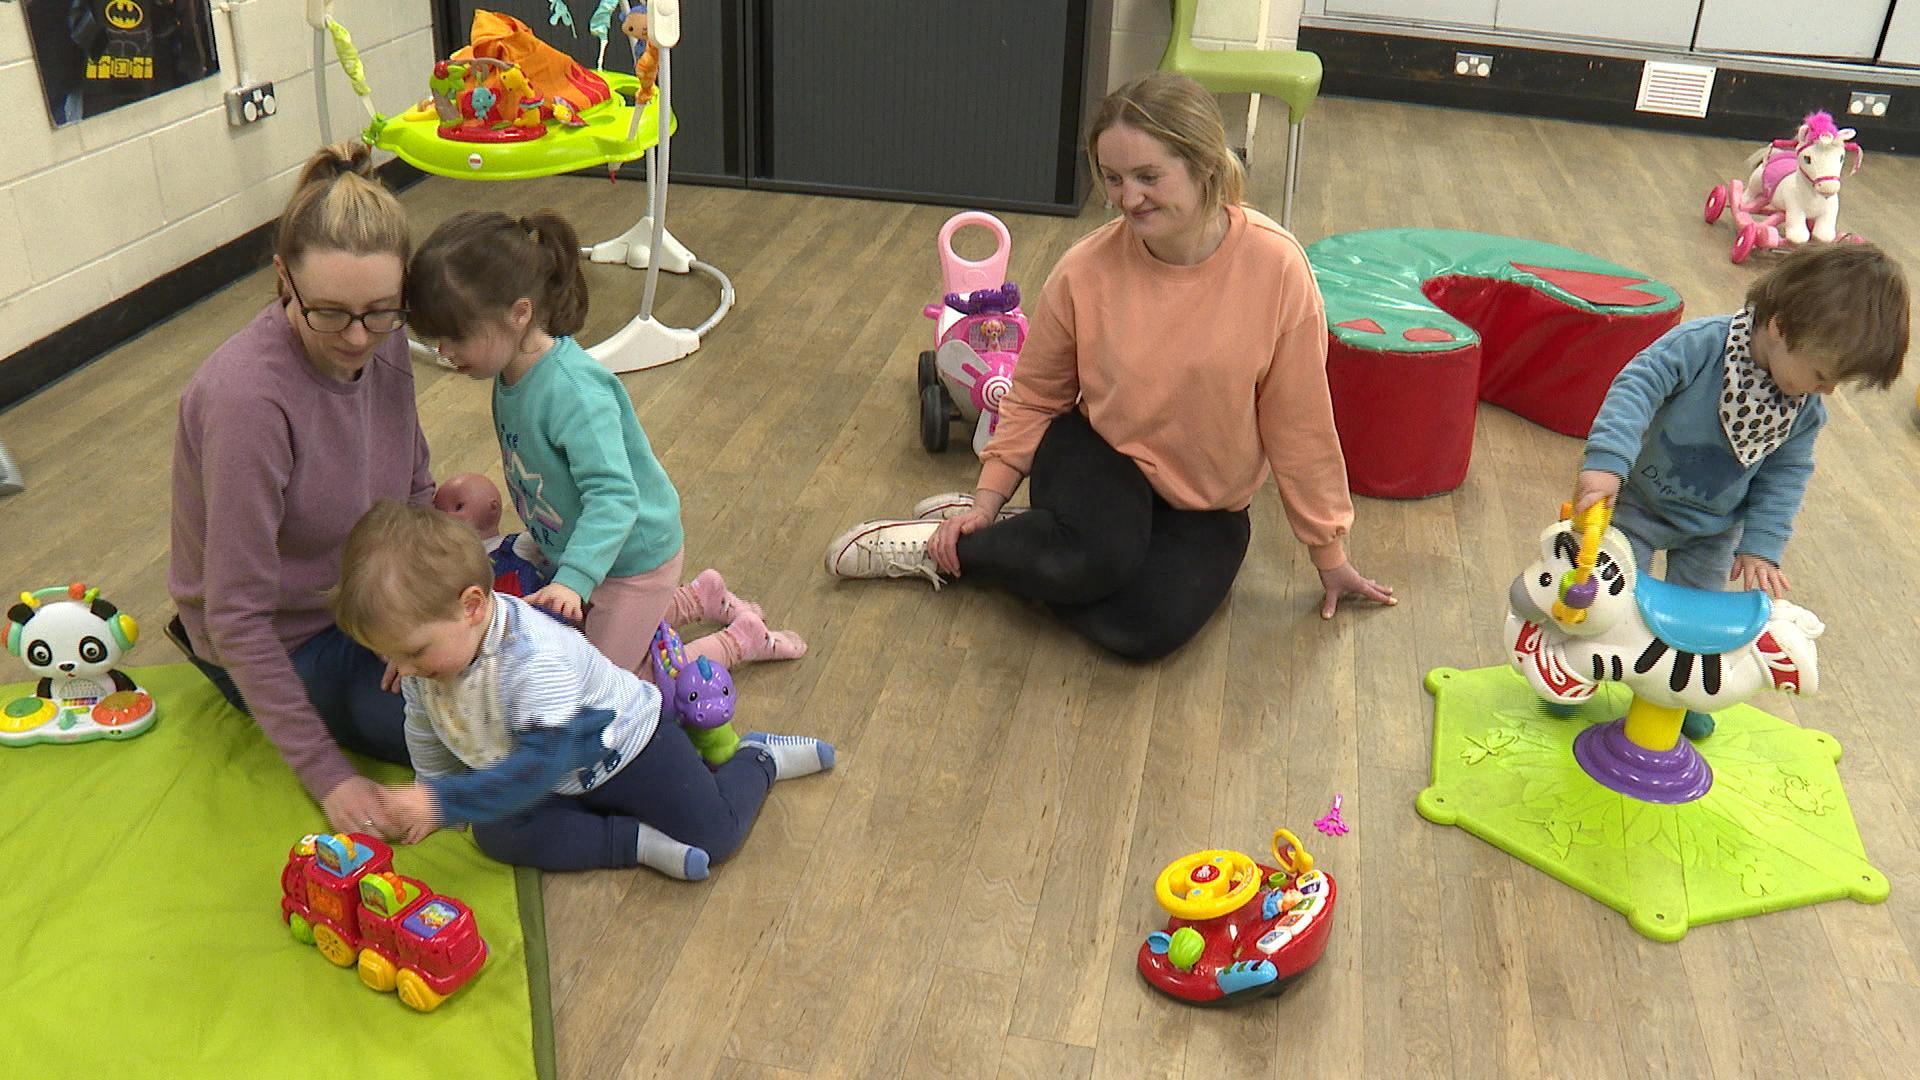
[911,491,1025,523]
[823,519,944,586]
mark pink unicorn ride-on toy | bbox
[1705,111,1865,264]
[917,212,1028,455]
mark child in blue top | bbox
[406,209,807,675]
[333,501,834,876]
[1573,241,1908,738]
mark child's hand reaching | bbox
[377,783,442,835]
[1731,554,1791,598]
[1573,470,1622,514]
[528,582,584,622]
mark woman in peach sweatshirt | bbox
[824,73,1393,659]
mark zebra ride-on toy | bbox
[1505,500,1824,801]
[916,212,1027,455]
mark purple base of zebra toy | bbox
[1572,718,1714,803]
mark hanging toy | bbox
[622,3,660,106]
[590,0,623,68]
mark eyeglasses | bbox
[284,269,408,335]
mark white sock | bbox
[636,822,709,880]
[742,732,836,781]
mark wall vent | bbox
[1636,61,1716,118]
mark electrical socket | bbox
[225,81,277,126]
[1454,52,1492,78]
[1848,90,1890,118]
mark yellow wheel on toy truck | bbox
[359,949,398,993]
[1154,849,1262,921]
[314,924,356,967]
[396,968,446,1013]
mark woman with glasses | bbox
[169,141,434,838]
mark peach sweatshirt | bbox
[977,205,1354,571]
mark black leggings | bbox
[956,411,1251,660]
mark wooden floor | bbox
[8,96,1920,1078]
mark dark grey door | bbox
[751,1,1091,210]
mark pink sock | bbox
[719,610,807,665]
[668,568,763,627]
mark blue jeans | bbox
[471,725,777,871]
[1609,489,1742,592]
[171,617,409,766]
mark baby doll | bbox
[432,472,553,598]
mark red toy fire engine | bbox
[279,833,488,1011]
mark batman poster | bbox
[23,0,219,125]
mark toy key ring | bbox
[1272,827,1314,875]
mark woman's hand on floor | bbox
[1318,561,1396,620]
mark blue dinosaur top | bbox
[1583,316,1826,565]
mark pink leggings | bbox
[580,549,736,674]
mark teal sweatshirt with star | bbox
[492,336,683,599]
[1581,315,1825,566]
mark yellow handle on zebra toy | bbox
[1552,501,1612,625]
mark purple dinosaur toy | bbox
[649,621,740,766]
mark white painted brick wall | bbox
[0,0,435,359]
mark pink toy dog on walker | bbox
[1704,111,1865,264]
[916,212,1028,455]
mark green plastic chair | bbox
[1158,0,1322,229]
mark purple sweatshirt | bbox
[169,302,435,798]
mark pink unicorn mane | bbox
[1798,110,1841,145]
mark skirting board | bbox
[1299,20,1920,153]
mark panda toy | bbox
[3,583,157,745]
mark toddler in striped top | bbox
[333,501,834,879]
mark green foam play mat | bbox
[1418,666,1887,942]
[0,664,554,1079]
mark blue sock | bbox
[743,732,835,780]
[635,823,709,880]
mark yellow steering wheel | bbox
[1154,849,1262,921]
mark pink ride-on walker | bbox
[917,212,1028,455]
[1704,111,1866,264]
